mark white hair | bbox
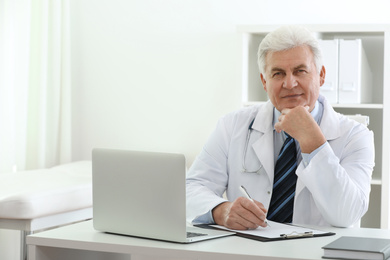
[257,25,323,75]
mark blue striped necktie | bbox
[267,133,298,223]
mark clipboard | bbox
[195,221,335,242]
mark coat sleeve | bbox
[186,116,232,224]
[296,120,375,227]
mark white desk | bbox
[27,220,390,260]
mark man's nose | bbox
[283,74,298,89]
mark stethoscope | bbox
[241,119,262,174]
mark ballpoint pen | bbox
[239,185,270,227]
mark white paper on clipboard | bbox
[210,221,334,241]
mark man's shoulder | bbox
[337,113,371,134]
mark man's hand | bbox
[212,197,268,230]
[274,106,326,153]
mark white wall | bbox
[2,1,390,259]
[69,0,248,166]
[69,0,390,167]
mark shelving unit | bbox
[238,24,390,229]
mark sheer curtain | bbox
[0,0,71,173]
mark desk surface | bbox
[27,220,390,260]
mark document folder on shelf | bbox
[338,39,372,104]
[319,39,339,104]
[196,221,335,242]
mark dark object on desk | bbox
[322,236,390,260]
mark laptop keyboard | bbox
[187,231,207,238]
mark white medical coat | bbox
[186,95,375,227]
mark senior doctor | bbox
[186,25,375,229]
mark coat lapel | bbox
[251,101,275,183]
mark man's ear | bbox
[260,73,267,92]
[319,66,326,86]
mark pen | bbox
[239,185,270,227]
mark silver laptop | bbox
[92,148,233,243]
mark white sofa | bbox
[0,161,93,260]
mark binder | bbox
[196,221,335,242]
[318,39,339,104]
[338,39,372,104]
[323,236,390,260]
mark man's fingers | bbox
[235,198,267,228]
[213,198,268,230]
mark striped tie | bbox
[267,133,297,223]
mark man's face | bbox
[260,45,325,112]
